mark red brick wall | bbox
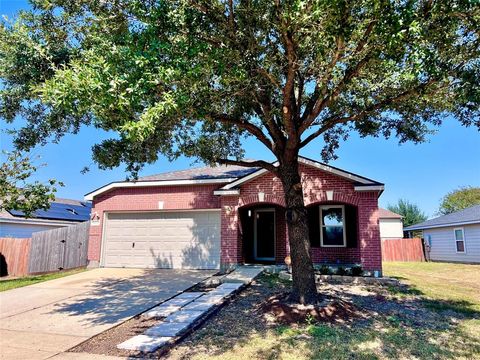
[87,184,222,261]
[220,164,382,272]
[88,164,382,274]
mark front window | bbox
[454,228,466,253]
[320,205,346,247]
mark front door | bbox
[254,208,275,261]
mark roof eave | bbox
[405,220,480,231]
[84,178,236,201]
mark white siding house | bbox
[378,208,404,239]
[405,205,480,264]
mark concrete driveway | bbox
[0,268,214,360]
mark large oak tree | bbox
[1,0,479,303]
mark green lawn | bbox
[0,268,87,292]
[383,261,480,313]
[168,262,480,360]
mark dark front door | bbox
[254,209,275,261]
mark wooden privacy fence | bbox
[28,221,90,274]
[0,221,89,277]
[382,238,425,262]
[0,237,31,276]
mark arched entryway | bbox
[238,203,287,264]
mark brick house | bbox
[85,156,384,274]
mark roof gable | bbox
[218,156,383,191]
[378,208,403,219]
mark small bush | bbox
[319,265,332,275]
[351,266,363,276]
[336,266,348,276]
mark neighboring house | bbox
[85,156,385,274]
[0,198,92,238]
[404,205,480,263]
[378,208,404,239]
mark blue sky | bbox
[1,0,479,218]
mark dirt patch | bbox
[259,293,367,325]
[70,314,163,358]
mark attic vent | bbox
[67,208,78,215]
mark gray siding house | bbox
[405,205,480,263]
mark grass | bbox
[0,268,87,292]
[168,263,480,360]
[383,261,480,313]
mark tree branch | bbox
[207,113,274,151]
[300,20,377,134]
[252,94,286,151]
[300,79,438,148]
[217,158,278,173]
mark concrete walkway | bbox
[116,265,264,353]
[0,268,214,360]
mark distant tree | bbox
[438,187,480,215]
[387,199,427,228]
[0,151,63,217]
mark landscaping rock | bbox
[145,322,190,337]
[116,335,171,352]
[285,271,401,286]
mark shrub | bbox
[351,266,363,276]
[319,265,332,275]
[336,266,348,276]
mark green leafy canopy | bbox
[1,0,479,176]
[438,186,480,215]
[0,151,63,217]
[387,198,427,228]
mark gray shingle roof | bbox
[138,164,259,181]
[404,205,480,231]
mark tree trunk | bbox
[279,159,318,304]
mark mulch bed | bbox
[259,292,367,325]
[71,314,164,358]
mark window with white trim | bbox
[320,205,346,247]
[454,228,466,253]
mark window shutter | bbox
[345,205,358,248]
[307,206,320,247]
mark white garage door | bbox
[102,211,221,269]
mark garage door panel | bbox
[102,211,221,269]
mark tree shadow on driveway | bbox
[49,269,214,326]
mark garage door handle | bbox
[132,242,135,248]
